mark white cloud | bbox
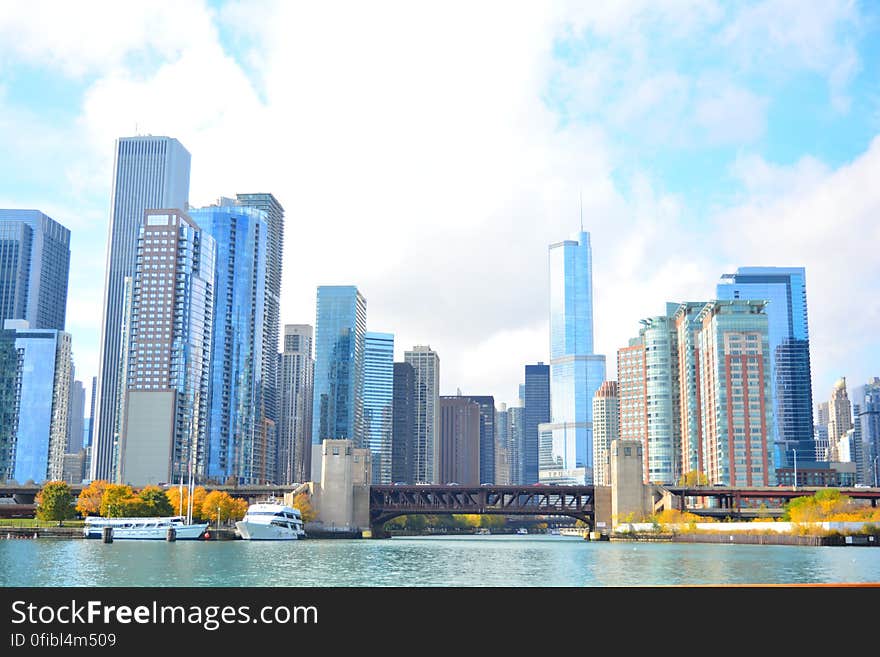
[715,138,880,396]
[0,0,876,411]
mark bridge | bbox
[660,485,880,518]
[368,485,595,534]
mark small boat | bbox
[83,516,208,540]
[235,499,306,540]
[475,528,491,535]
[515,527,528,535]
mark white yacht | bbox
[83,516,208,540]
[235,500,306,540]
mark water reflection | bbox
[1,536,878,587]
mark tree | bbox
[678,470,709,487]
[405,515,427,531]
[165,486,208,521]
[76,480,110,516]
[100,484,137,518]
[292,492,317,523]
[202,490,249,525]
[138,486,174,517]
[480,515,505,529]
[35,481,76,525]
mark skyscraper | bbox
[540,231,606,484]
[234,193,284,438]
[496,403,510,485]
[191,200,272,485]
[697,300,774,486]
[392,361,416,484]
[717,267,813,469]
[0,319,72,483]
[279,324,314,484]
[507,404,525,485]
[617,307,680,484]
[460,395,495,484]
[363,332,394,484]
[828,378,853,463]
[0,209,71,330]
[852,378,880,486]
[67,375,86,454]
[673,302,707,480]
[118,210,214,487]
[592,380,619,486]
[312,286,366,447]
[405,345,440,483]
[92,136,191,481]
[522,363,550,484]
[439,396,481,485]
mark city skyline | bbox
[1,3,879,410]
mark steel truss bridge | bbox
[368,485,595,530]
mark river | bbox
[1,534,879,586]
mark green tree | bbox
[405,515,427,531]
[480,515,506,529]
[35,481,76,525]
[138,486,174,517]
[100,484,137,517]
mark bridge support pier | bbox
[369,523,390,539]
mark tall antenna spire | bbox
[579,191,583,232]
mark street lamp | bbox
[217,506,221,532]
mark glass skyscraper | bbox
[0,320,72,483]
[312,286,366,447]
[717,267,813,470]
[363,332,394,484]
[540,231,606,484]
[233,193,284,439]
[92,136,191,481]
[0,209,70,331]
[523,363,550,485]
[191,201,270,485]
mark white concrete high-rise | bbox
[279,324,314,484]
[405,346,440,483]
[91,136,191,481]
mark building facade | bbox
[279,324,314,484]
[542,231,606,484]
[851,378,880,486]
[118,210,215,487]
[0,209,71,331]
[522,363,549,485]
[673,302,707,480]
[192,201,272,485]
[363,332,394,484]
[717,267,814,469]
[391,361,416,484]
[697,300,774,486]
[592,380,619,486]
[404,345,440,483]
[92,136,191,481]
[460,395,495,484]
[438,396,481,485]
[827,377,853,457]
[312,286,366,448]
[0,320,72,483]
[234,193,284,439]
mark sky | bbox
[1,1,878,410]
